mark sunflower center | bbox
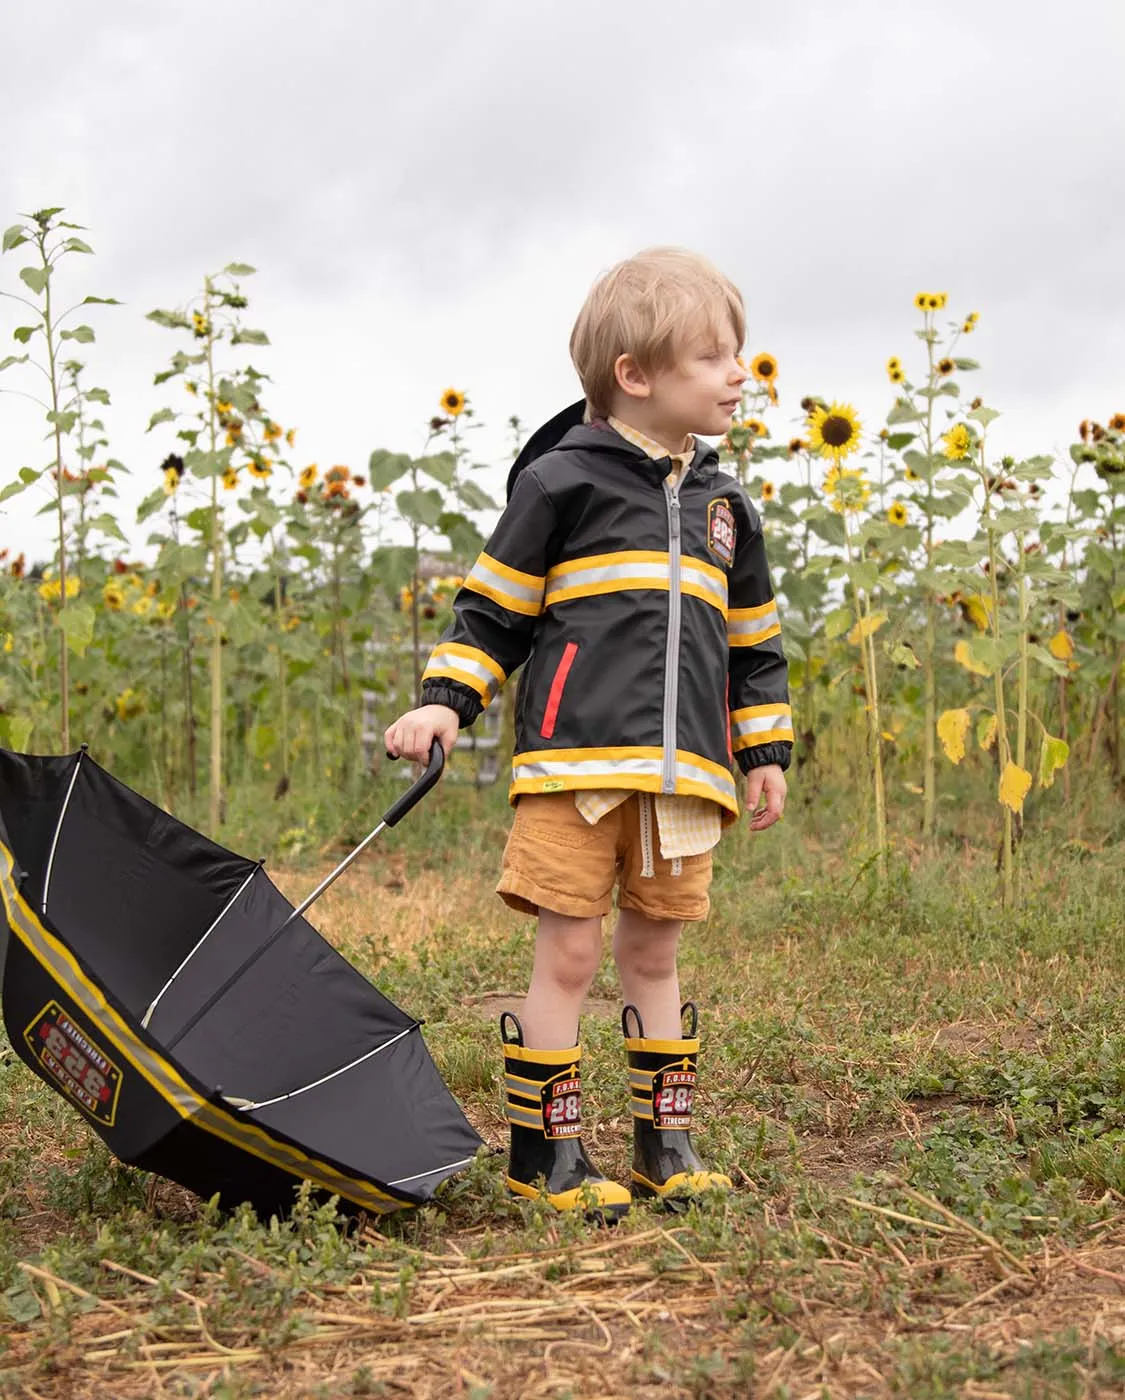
[821,415,854,447]
[757,359,774,377]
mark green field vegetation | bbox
[2,776,1124,1397]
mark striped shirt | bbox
[573,417,723,862]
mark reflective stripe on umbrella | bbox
[0,743,482,1217]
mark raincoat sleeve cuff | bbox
[419,681,483,728]
[736,741,792,775]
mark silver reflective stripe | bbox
[732,711,790,740]
[514,755,664,782]
[467,557,543,609]
[728,606,780,644]
[423,648,501,702]
[631,1097,654,1118]
[387,1156,477,1188]
[507,1104,543,1129]
[0,847,403,1213]
[142,864,260,1028]
[662,484,682,792]
[546,558,667,602]
[680,560,728,612]
[241,1022,419,1112]
[42,749,85,917]
[675,756,737,807]
[504,1075,540,1100]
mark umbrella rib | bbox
[235,1021,421,1112]
[41,748,85,917]
[386,1157,478,1188]
[141,863,263,1029]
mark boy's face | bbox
[645,319,746,440]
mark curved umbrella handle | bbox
[383,740,445,828]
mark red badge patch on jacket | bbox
[707,498,736,566]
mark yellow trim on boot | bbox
[624,1036,700,1056]
[503,1042,582,1066]
[632,1168,733,1198]
[506,1175,631,1212]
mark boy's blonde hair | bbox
[569,247,745,419]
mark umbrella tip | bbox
[79,742,89,753]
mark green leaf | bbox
[12,325,38,344]
[147,308,190,329]
[886,401,924,426]
[0,477,31,503]
[186,506,214,534]
[438,511,484,558]
[0,354,29,373]
[396,488,444,528]
[419,452,457,487]
[224,262,257,277]
[231,328,269,345]
[1038,733,1069,789]
[884,433,916,451]
[2,225,28,252]
[147,407,176,432]
[46,409,78,433]
[81,295,121,306]
[953,358,980,371]
[248,723,277,759]
[0,714,34,753]
[58,601,96,657]
[368,449,412,491]
[18,266,49,295]
[60,324,95,343]
[903,449,938,482]
[2,1284,41,1323]
[888,639,920,669]
[824,606,853,641]
[136,487,168,524]
[85,386,110,405]
[62,237,94,254]
[968,405,1001,427]
[456,479,498,512]
[1028,643,1070,678]
[86,511,127,543]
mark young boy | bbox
[385,247,791,1214]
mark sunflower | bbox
[286,427,297,448]
[222,467,239,490]
[10,553,25,579]
[185,381,198,396]
[961,319,976,334]
[1109,413,1125,431]
[743,417,768,437]
[115,687,144,721]
[750,352,778,384]
[761,480,776,502]
[325,479,349,500]
[913,292,929,311]
[886,355,901,375]
[926,293,946,311]
[942,423,973,460]
[440,387,466,417]
[216,399,233,415]
[326,465,350,483]
[299,464,318,490]
[807,401,862,462]
[154,600,176,622]
[191,312,210,339]
[264,421,282,443]
[225,428,242,447]
[788,437,808,455]
[132,595,153,617]
[247,457,272,479]
[823,464,871,514]
[966,311,979,325]
[163,467,180,494]
[1078,419,1091,442]
[887,501,908,527]
[889,367,905,384]
[936,358,955,376]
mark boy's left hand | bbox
[744,763,786,832]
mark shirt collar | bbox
[606,416,696,470]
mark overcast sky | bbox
[2,0,1123,561]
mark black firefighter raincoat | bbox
[419,419,793,818]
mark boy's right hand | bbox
[384,704,461,764]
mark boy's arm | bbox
[418,469,556,726]
[727,506,794,775]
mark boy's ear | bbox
[613,353,650,401]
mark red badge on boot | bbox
[653,1060,696,1130]
[541,1069,582,1138]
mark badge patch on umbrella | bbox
[25,999,122,1126]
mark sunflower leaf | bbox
[887,402,924,425]
[368,450,412,491]
[884,433,916,451]
[1038,734,1069,789]
[953,358,980,371]
[998,761,1032,814]
[968,405,1001,426]
[19,266,49,295]
[937,708,971,765]
[57,601,96,657]
[824,606,853,641]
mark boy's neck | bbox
[607,405,693,458]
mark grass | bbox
[2,773,1124,1397]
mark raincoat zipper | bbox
[662,477,683,792]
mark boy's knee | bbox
[541,918,602,993]
[614,922,680,982]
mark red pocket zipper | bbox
[540,642,578,739]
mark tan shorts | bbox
[497,793,712,923]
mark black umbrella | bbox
[0,742,482,1217]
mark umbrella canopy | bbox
[0,745,482,1217]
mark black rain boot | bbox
[623,1002,732,1202]
[501,1012,630,1217]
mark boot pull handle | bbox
[621,1004,644,1038]
[680,1001,698,1037]
[499,1011,524,1046]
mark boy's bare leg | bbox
[519,910,603,1048]
[612,907,684,1038]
